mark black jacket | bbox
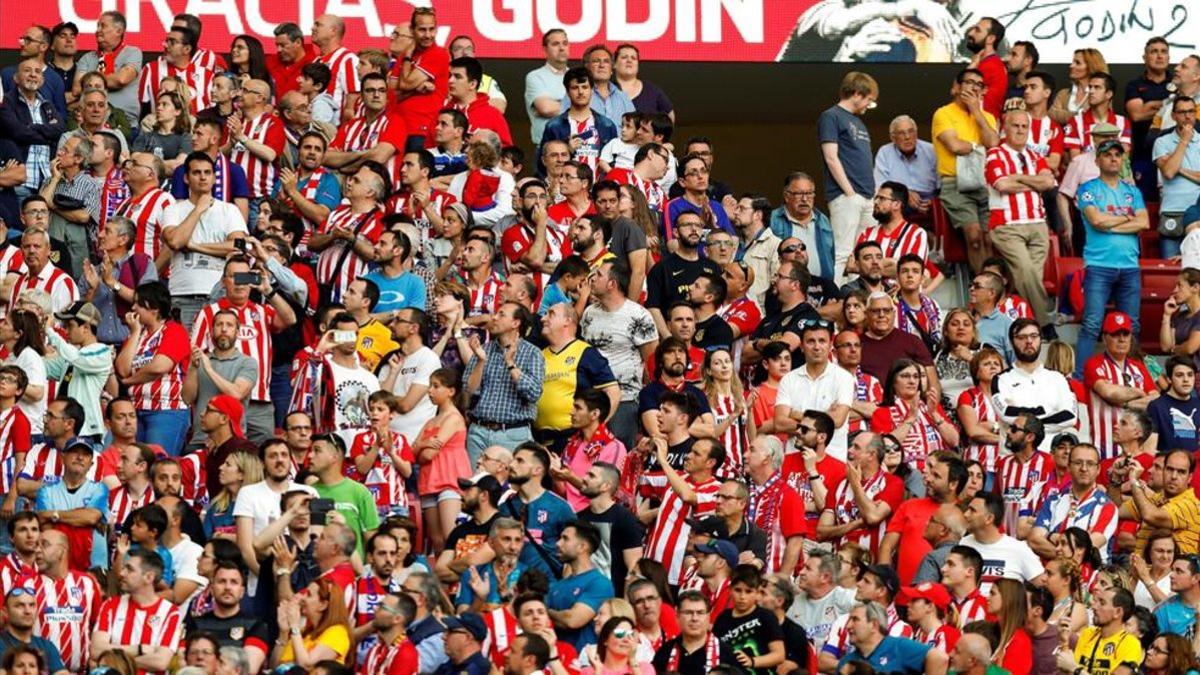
[0,90,66,161]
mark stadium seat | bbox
[931,198,968,265]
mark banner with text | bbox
[4,0,1196,63]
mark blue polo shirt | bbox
[1154,130,1200,211]
[546,568,614,651]
[1077,177,1146,268]
[838,636,930,675]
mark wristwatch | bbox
[275,566,291,577]
[110,280,122,293]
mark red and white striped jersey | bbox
[347,429,414,517]
[128,321,191,411]
[872,400,947,471]
[386,187,456,251]
[32,571,103,671]
[914,623,960,653]
[115,188,175,261]
[9,264,78,314]
[138,58,215,112]
[20,443,100,483]
[644,475,720,584]
[108,483,153,529]
[191,299,278,402]
[1064,109,1132,150]
[316,47,360,112]
[545,199,596,231]
[710,393,749,479]
[994,450,1054,536]
[282,166,337,237]
[95,595,183,664]
[849,368,884,435]
[331,112,408,191]
[958,387,1001,472]
[316,207,385,302]
[500,220,569,292]
[1025,115,1066,161]
[951,590,992,628]
[465,271,505,319]
[192,49,226,73]
[178,449,208,512]
[0,553,37,596]
[986,144,1050,226]
[229,111,286,199]
[997,294,1034,320]
[97,166,130,239]
[361,635,418,675]
[825,469,903,554]
[0,245,26,277]
[482,605,520,669]
[857,221,929,261]
[0,406,31,494]
[349,574,399,627]
[1084,353,1155,459]
[747,473,807,574]
[606,167,665,212]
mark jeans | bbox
[465,424,532,469]
[137,408,191,457]
[1161,236,1182,259]
[174,295,210,335]
[270,363,293,430]
[1074,266,1141,378]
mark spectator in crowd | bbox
[1153,95,1200,257]
[818,71,878,283]
[873,116,938,215]
[73,11,142,123]
[1,57,66,203]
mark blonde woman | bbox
[701,347,754,478]
[1050,48,1108,124]
[204,450,263,539]
[1045,340,1091,442]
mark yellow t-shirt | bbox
[536,339,617,431]
[356,319,399,372]
[1072,627,1143,675]
[1164,488,1200,554]
[280,624,351,665]
[931,102,998,177]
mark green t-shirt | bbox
[314,478,382,557]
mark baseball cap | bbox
[694,539,739,569]
[62,436,95,454]
[207,394,245,438]
[1052,432,1079,448]
[457,472,503,504]
[1102,311,1133,334]
[1090,122,1120,137]
[51,22,79,39]
[443,612,488,641]
[861,564,900,598]
[685,516,728,538]
[54,301,101,327]
[895,582,952,610]
[1096,139,1125,155]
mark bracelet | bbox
[809,474,823,481]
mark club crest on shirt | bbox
[231,626,244,640]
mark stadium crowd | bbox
[1,7,1200,675]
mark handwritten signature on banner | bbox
[976,0,1195,58]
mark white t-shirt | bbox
[1182,229,1200,270]
[162,199,248,295]
[786,585,856,651]
[1134,574,1172,610]
[776,363,855,460]
[959,533,1045,594]
[377,346,439,445]
[580,299,659,403]
[233,480,313,594]
[168,535,208,610]
[11,346,47,434]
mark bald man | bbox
[34,529,103,672]
[312,14,360,120]
[225,78,285,225]
[912,503,966,584]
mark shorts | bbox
[939,177,989,229]
[420,490,462,509]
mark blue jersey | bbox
[546,568,614,651]
[500,490,576,575]
[363,270,427,312]
[1077,177,1145,268]
[838,636,930,675]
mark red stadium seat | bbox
[931,198,968,264]
[1043,233,1061,297]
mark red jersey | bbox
[997,294,1034,320]
[464,271,505,319]
[265,45,317,99]
[886,497,941,585]
[1025,115,1066,161]
[0,552,36,596]
[386,187,456,248]
[482,605,519,668]
[178,448,209,512]
[857,220,929,261]
[347,429,415,517]
[0,406,30,494]
[316,46,360,111]
[783,451,847,530]
[1064,109,1132,150]
[191,299,279,402]
[33,570,103,671]
[128,321,190,411]
[192,49,226,72]
[986,144,1050,226]
[0,245,25,277]
[710,393,750,480]
[230,111,286,199]
[393,44,450,137]
[825,469,903,554]
[138,58,214,112]
[606,167,665,212]
[952,589,993,628]
[958,387,1001,471]
[95,595,183,673]
[1084,353,1155,459]
[747,473,808,574]
[107,483,152,530]
[501,220,570,292]
[9,263,78,314]
[718,297,762,339]
[361,635,418,675]
[871,400,949,471]
[316,207,385,302]
[995,450,1054,536]
[644,475,720,584]
[546,199,596,230]
[978,53,1007,119]
[332,112,409,191]
[449,93,513,145]
[115,187,174,262]
[914,623,961,654]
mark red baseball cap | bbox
[207,395,245,438]
[1102,311,1134,335]
[895,582,952,610]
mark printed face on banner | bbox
[10,0,1194,62]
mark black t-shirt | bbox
[712,606,785,675]
[652,635,737,675]
[637,380,711,421]
[444,512,499,558]
[185,611,270,652]
[577,503,645,596]
[766,276,839,316]
[781,617,811,670]
[646,253,721,311]
[694,314,734,351]
[752,301,820,365]
[1125,74,1172,159]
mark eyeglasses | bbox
[715,493,742,501]
[872,195,898,203]
[683,169,709,178]
[1148,644,1168,655]
[122,159,155,173]
[784,190,815,199]
[868,307,894,315]
[1013,331,1040,341]
[1070,460,1100,469]
[18,36,45,45]
[961,79,985,88]
[631,595,660,605]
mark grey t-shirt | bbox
[817,104,874,201]
[131,130,192,161]
[76,46,143,120]
[191,351,258,443]
[607,216,648,259]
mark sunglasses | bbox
[780,244,806,254]
[612,627,635,639]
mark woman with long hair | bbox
[273,578,353,667]
[413,368,469,554]
[132,89,193,171]
[987,578,1032,674]
[1092,564,1135,596]
[618,183,661,267]
[431,203,472,281]
[837,543,871,590]
[579,598,656,669]
[840,289,869,333]
[429,280,476,371]
[957,346,1004,485]
[1043,557,1089,634]
[1143,632,1200,675]
[1132,529,1177,609]
[1050,47,1109,124]
[203,451,263,539]
[228,35,272,92]
[1044,340,1091,442]
[1056,527,1103,584]
[702,347,754,477]
[960,460,985,502]
[581,615,655,675]
[870,359,959,494]
[0,308,47,438]
[749,341,791,439]
[934,308,979,412]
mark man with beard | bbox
[278,130,342,236]
[687,272,734,351]
[455,517,525,613]
[991,319,1078,451]
[745,261,819,366]
[436,472,502,584]
[1121,448,1200,556]
[652,591,730,675]
[349,532,405,661]
[575,461,644,596]
[182,310,256,451]
[638,339,714,442]
[646,211,722,337]
[500,443,576,577]
[852,182,927,279]
[732,195,781,306]
[361,592,419,675]
[501,179,567,293]
[567,214,615,272]
[546,521,613,650]
[90,549,181,672]
[184,561,268,673]
[878,452,968,586]
[992,414,1053,539]
[962,18,1007,118]
[840,240,891,296]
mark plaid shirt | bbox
[464,338,545,425]
[53,170,102,224]
[19,94,51,192]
